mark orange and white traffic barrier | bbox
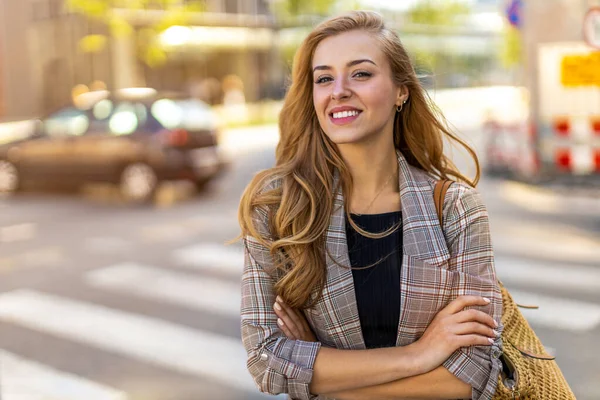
[550,116,600,174]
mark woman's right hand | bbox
[409,295,498,374]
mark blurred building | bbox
[360,0,507,88]
[0,0,281,120]
[115,0,284,105]
[0,0,112,119]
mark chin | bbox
[324,128,372,145]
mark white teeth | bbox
[332,110,359,119]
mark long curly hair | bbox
[238,11,480,309]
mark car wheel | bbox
[0,160,20,194]
[119,162,157,203]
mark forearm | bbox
[309,344,423,394]
[323,365,471,400]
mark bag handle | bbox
[433,180,453,226]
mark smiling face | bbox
[312,30,405,146]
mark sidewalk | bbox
[498,179,600,216]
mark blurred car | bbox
[0,88,224,202]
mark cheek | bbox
[312,90,329,121]
[360,79,397,115]
[366,88,395,112]
[312,89,327,111]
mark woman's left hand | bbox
[273,296,317,342]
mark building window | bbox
[224,0,238,14]
[31,0,50,21]
[257,0,271,16]
[49,0,64,18]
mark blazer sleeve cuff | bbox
[259,338,321,399]
[443,337,503,400]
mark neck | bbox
[339,141,399,197]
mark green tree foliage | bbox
[500,25,522,68]
[404,0,472,80]
[268,0,338,20]
[273,0,362,68]
[406,0,471,27]
[65,0,205,66]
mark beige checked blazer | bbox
[241,152,504,400]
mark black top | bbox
[346,211,403,349]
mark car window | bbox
[86,101,148,136]
[44,108,89,138]
[151,98,217,131]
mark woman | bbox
[238,11,503,400]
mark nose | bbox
[331,77,351,100]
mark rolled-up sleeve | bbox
[241,207,321,399]
[441,184,503,400]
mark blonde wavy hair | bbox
[238,11,480,309]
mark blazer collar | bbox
[328,151,450,267]
[320,151,450,350]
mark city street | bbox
[1,125,599,400]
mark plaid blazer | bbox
[241,152,503,400]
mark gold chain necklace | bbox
[353,171,395,216]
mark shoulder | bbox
[241,171,283,241]
[245,171,282,216]
[443,182,489,228]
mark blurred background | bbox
[0,0,599,399]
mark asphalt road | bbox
[0,127,599,400]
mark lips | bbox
[328,106,362,117]
[328,107,362,126]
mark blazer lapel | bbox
[316,154,450,350]
[317,170,366,350]
[395,151,451,346]
[396,151,450,266]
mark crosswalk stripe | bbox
[172,243,243,278]
[85,262,241,317]
[496,256,600,293]
[0,290,255,393]
[1,350,127,400]
[0,223,36,243]
[509,289,600,332]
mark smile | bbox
[329,110,362,125]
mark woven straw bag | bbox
[434,181,576,400]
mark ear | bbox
[395,85,409,107]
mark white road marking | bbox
[0,223,36,243]
[85,262,241,316]
[85,237,133,253]
[508,289,600,332]
[219,124,280,156]
[0,290,255,392]
[492,220,600,265]
[500,180,600,216]
[0,350,127,400]
[0,246,65,271]
[496,256,600,294]
[172,243,244,278]
[139,224,192,242]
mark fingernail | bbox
[493,330,499,337]
[483,297,491,303]
[493,319,498,328]
[274,302,281,311]
[488,338,494,344]
[277,318,284,326]
[276,296,283,303]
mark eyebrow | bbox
[313,59,377,73]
